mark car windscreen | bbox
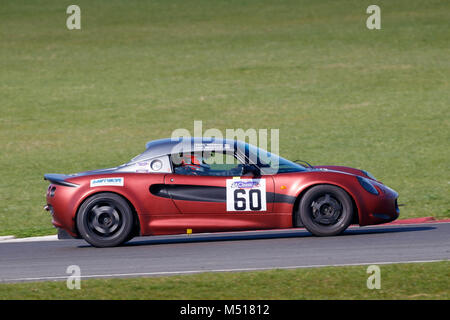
[236,141,306,174]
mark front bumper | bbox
[365,183,400,225]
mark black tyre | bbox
[298,185,353,236]
[76,193,134,247]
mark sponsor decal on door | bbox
[226,178,266,211]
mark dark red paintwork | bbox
[45,165,399,238]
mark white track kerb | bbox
[0,235,57,243]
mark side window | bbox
[171,151,244,176]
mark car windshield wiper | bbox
[293,159,314,168]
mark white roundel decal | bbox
[151,159,163,171]
[226,178,267,212]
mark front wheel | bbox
[298,185,353,236]
[77,193,134,247]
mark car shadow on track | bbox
[101,225,435,248]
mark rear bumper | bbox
[45,183,79,238]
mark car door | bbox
[163,150,277,231]
[164,174,279,232]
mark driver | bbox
[181,154,201,168]
[176,153,207,175]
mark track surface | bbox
[1,222,449,282]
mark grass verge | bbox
[0,261,448,299]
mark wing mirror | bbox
[242,164,261,177]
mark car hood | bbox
[313,165,376,181]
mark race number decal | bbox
[226,179,267,212]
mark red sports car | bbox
[44,138,399,247]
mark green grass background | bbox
[0,0,449,237]
[0,262,448,299]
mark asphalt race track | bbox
[1,222,449,283]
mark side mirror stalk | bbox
[242,164,261,177]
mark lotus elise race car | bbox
[44,137,399,247]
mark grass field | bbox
[0,0,449,237]
[0,261,448,299]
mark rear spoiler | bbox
[44,174,79,187]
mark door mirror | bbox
[242,164,261,177]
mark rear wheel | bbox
[298,185,353,236]
[77,193,134,247]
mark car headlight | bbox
[357,176,379,195]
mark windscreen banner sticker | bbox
[90,177,124,187]
[226,179,266,211]
[194,143,232,151]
